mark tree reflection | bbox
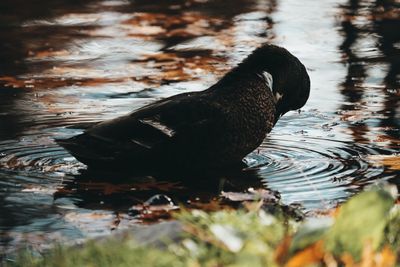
[338,0,400,146]
[373,0,400,144]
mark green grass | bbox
[9,240,183,267]
[4,186,400,267]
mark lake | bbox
[0,0,399,257]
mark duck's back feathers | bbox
[57,91,228,169]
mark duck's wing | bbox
[57,92,224,166]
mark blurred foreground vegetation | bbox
[5,187,400,267]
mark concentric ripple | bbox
[0,136,84,175]
[246,135,389,210]
[0,132,389,212]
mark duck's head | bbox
[242,44,311,124]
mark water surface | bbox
[0,0,399,256]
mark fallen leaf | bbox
[325,189,395,260]
[274,236,292,265]
[0,75,125,89]
[360,241,375,267]
[285,240,325,267]
[221,189,278,202]
[368,155,400,171]
[289,217,332,255]
[376,245,396,267]
[30,49,70,59]
[0,76,26,88]
[340,252,355,267]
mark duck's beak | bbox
[273,104,284,126]
[273,104,289,126]
[273,113,281,126]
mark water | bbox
[0,0,399,256]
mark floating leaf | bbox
[221,188,278,202]
[368,154,400,171]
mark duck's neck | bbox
[211,62,276,96]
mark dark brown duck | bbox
[57,44,310,171]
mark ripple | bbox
[246,136,387,209]
[0,133,389,211]
[0,137,83,175]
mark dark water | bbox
[0,0,399,256]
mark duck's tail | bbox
[56,134,117,167]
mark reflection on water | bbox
[0,0,399,257]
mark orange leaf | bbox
[274,236,292,265]
[285,240,325,267]
[341,252,355,267]
[341,243,396,267]
[376,246,396,267]
[368,155,400,171]
[360,241,375,267]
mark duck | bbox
[57,44,310,171]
